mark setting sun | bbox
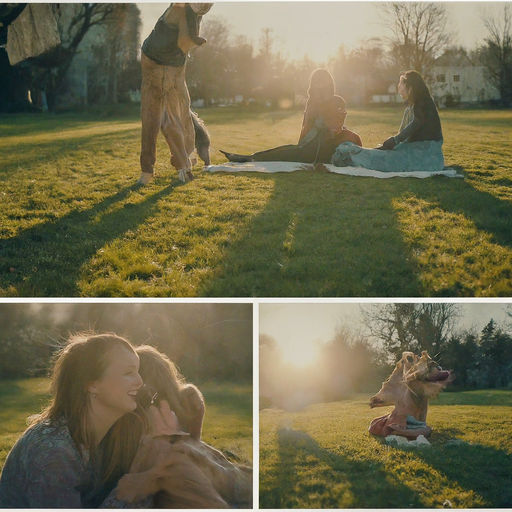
[279,335,321,368]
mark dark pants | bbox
[250,132,342,164]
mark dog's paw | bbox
[178,168,195,182]
[137,172,153,185]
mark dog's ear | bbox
[180,384,205,440]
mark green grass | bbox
[1,106,512,296]
[259,390,512,508]
[0,378,252,471]
[201,382,253,463]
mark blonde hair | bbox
[136,345,200,433]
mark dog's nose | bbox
[369,396,381,408]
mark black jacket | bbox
[395,96,443,144]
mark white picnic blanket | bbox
[207,161,463,179]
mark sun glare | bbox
[279,336,321,369]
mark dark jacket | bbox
[395,96,443,144]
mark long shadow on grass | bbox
[200,172,424,297]
[0,183,176,296]
[413,434,512,507]
[200,168,512,296]
[418,178,512,251]
[261,427,424,508]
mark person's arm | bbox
[25,444,87,508]
[379,102,422,149]
[299,100,316,142]
[393,101,424,143]
[27,443,148,509]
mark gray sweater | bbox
[0,419,149,508]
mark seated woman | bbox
[0,333,147,508]
[332,70,444,172]
[220,68,362,165]
[116,345,252,509]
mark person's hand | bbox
[381,137,397,150]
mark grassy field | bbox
[260,389,512,508]
[1,106,511,296]
[0,378,252,471]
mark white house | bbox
[431,50,500,106]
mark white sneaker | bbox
[137,172,153,185]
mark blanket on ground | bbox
[206,161,463,179]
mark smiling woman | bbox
[0,333,147,508]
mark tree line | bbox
[1,2,511,113]
[191,3,512,107]
[0,303,252,384]
[260,304,512,410]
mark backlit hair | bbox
[307,68,335,101]
[400,70,432,104]
[32,332,142,483]
[136,345,196,431]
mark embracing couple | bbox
[0,333,251,509]
[221,68,445,173]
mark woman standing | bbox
[220,68,362,165]
[332,70,444,172]
[0,333,145,508]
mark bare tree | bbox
[379,2,453,80]
[89,4,142,104]
[30,4,118,111]
[481,4,512,107]
[361,303,461,362]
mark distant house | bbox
[371,81,400,104]
[431,50,500,106]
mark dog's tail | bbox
[191,110,210,166]
[191,111,210,142]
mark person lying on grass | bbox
[220,68,362,165]
[369,351,453,439]
[332,70,445,172]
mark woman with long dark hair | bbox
[0,333,146,508]
[220,68,362,165]
[332,70,445,172]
